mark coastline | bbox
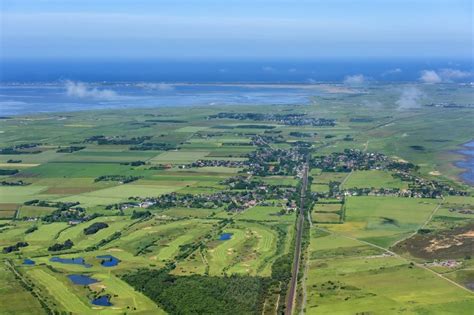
[453,140,474,186]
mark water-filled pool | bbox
[97,255,120,267]
[219,233,233,241]
[68,274,99,285]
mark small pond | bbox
[97,255,120,267]
[50,257,92,268]
[68,274,99,285]
[91,295,112,306]
[23,258,35,265]
[219,233,233,241]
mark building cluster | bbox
[108,175,298,214]
[311,149,388,172]
[184,159,248,168]
[208,112,336,126]
[246,147,306,176]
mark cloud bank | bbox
[65,81,119,100]
[419,70,442,84]
[419,68,471,83]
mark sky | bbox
[1,0,472,60]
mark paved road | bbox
[285,160,309,315]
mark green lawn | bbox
[342,170,408,189]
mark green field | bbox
[342,170,408,189]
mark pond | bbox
[68,274,99,285]
[219,233,233,241]
[50,257,92,268]
[91,295,112,306]
[23,258,35,265]
[97,255,120,267]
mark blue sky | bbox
[1,0,472,59]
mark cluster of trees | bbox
[56,146,85,153]
[1,180,29,186]
[120,161,146,166]
[3,242,29,254]
[122,270,268,315]
[129,142,176,151]
[85,135,152,145]
[131,210,152,219]
[24,200,79,208]
[0,169,19,175]
[83,222,109,235]
[25,226,38,234]
[7,159,21,163]
[48,239,74,252]
[94,175,142,183]
[0,143,41,154]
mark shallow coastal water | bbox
[455,141,474,186]
[0,83,318,116]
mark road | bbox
[285,160,309,315]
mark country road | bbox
[285,160,309,315]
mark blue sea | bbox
[2,58,472,83]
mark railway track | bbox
[285,160,309,315]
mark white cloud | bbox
[420,68,471,83]
[65,81,119,100]
[396,86,425,109]
[343,74,365,85]
[439,68,471,80]
[419,70,442,84]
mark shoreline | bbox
[453,140,474,187]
